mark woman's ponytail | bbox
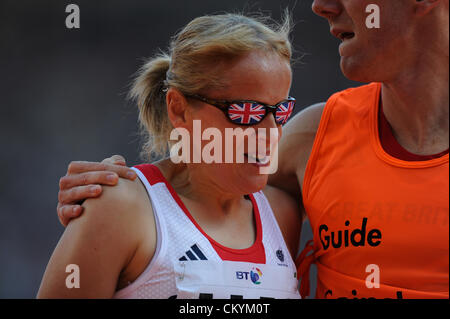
[129,53,172,159]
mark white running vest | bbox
[113,164,300,299]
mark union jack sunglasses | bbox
[185,94,296,126]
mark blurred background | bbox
[0,0,358,298]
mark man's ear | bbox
[166,88,189,129]
[414,0,442,16]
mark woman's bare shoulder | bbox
[80,177,151,225]
[37,177,155,298]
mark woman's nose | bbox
[262,111,279,130]
[257,112,282,145]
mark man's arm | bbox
[269,102,326,219]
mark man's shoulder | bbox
[286,102,326,135]
[287,83,379,135]
[279,102,325,157]
[271,102,326,196]
[327,83,380,111]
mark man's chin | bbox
[340,57,376,83]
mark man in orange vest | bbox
[56,0,448,298]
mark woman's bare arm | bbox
[38,178,150,298]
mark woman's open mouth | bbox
[244,153,271,167]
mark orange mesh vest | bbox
[298,83,449,299]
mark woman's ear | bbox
[166,88,189,129]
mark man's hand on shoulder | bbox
[57,155,137,226]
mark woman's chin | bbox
[237,169,269,194]
[201,163,269,195]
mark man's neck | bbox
[381,53,449,155]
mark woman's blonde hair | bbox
[129,11,294,159]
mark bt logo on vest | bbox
[236,267,263,285]
[319,217,382,250]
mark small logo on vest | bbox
[250,267,262,285]
[178,244,208,261]
[276,249,284,262]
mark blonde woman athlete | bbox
[57,1,449,299]
[38,13,302,299]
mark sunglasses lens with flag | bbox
[227,103,267,125]
[275,100,295,125]
[226,99,295,125]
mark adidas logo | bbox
[178,244,208,261]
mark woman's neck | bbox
[157,159,250,219]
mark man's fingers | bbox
[103,154,127,166]
[59,171,119,190]
[66,161,136,180]
[58,185,102,205]
[57,204,83,227]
